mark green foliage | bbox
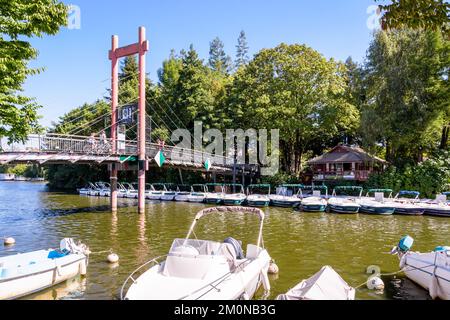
[46,164,108,190]
[208,37,232,74]
[235,30,250,69]
[360,29,449,166]
[376,0,450,38]
[365,150,450,197]
[229,43,359,174]
[0,0,68,142]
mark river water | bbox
[0,181,448,300]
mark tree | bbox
[0,0,68,143]
[230,43,359,174]
[235,30,250,69]
[376,0,450,38]
[208,37,232,74]
[361,29,449,166]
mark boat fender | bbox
[241,292,250,300]
[79,260,87,275]
[268,260,279,274]
[261,270,271,292]
[4,237,15,246]
[107,253,119,264]
[366,276,384,290]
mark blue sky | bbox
[23,0,382,127]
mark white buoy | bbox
[4,237,15,246]
[268,260,279,274]
[107,253,119,264]
[367,276,384,290]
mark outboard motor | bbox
[391,235,414,255]
[224,237,245,260]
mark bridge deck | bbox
[0,134,258,174]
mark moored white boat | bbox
[298,185,328,212]
[121,206,271,300]
[222,184,246,205]
[187,184,207,203]
[78,182,96,196]
[357,189,395,215]
[161,184,177,201]
[0,238,90,300]
[276,266,355,300]
[204,183,225,204]
[246,184,271,207]
[387,191,425,216]
[327,186,362,214]
[174,185,191,202]
[419,193,450,217]
[269,184,302,208]
[391,236,450,300]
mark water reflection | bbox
[1,182,448,300]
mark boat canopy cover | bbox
[277,266,355,300]
[193,206,264,221]
[301,185,327,190]
[397,190,420,197]
[367,189,393,193]
[334,186,363,190]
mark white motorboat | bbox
[276,266,355,300]
[269,184,302,208]
[327,186,362,214]
[298,186,328,212]
[98,182,111,197]
[246,184,271,207]
[391,236,450,300]
[356,189,395,215]
[222,184,247,206]
[419,193,450,217]
[174,185,191,202]
[88,182,103,196]
[119,182,135,198]
[125,183,140,199]
[387,191,425,215]
[78,182,96,196]
[204,183,225,204]
[161,184,176,201]
[121,206,271,300]
[147,183,166,201]
[0,238,90,300]
[187,184,207,203]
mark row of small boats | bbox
[2,206,448,300]
[79,182,450,217]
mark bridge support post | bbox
[110,35,119,213]
[137,26,148,214]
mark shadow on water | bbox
[384,275,432,300]
[34,202,137,217]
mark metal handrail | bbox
[120,255,168,300]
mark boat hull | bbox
[271,200,301,208]
[301,204,327,212]
[223,199,245,205]
[328,205,359,214]
[359,205,395,215]
[393,207,425,215]
[0,251,87,300]
[399,251,450,300]
[423,208,450,217]
[247,200,270,207]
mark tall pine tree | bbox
[208,37,232,74]
[235,30,249,69]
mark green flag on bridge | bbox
[154,150,166,167]
[204,158,211,171]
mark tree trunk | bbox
[440,124,449,150]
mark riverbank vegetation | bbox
[47,25,449,194]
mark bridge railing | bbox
[1,134,255,169]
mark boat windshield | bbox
[191,184,206,192]
[152,183,167,191]
[247,184,271,195]
[332,186,363,198]
[300,185,328,197]
[223,184,244,194]
[206,184,224,193]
